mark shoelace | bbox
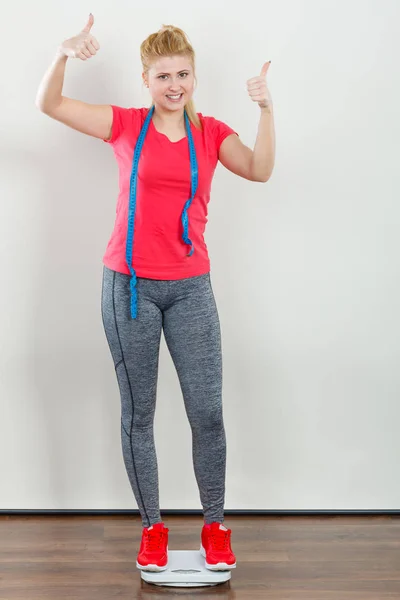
[144,529,166,551]
[210,530,230,551]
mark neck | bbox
[152,104,185,127]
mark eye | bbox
[158,72,189,80]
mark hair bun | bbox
[160,24,175,32]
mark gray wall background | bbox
[1,0,399,510]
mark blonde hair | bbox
[140,25,202,131]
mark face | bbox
[143,55,195,113]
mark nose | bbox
[169,76,184,90]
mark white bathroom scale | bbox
[140,550,232,587]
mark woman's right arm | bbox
[35,14,113,141]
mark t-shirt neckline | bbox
[149,115,188,144]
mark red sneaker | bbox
[136,522,169,571]
[200,522,237,570]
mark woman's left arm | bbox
[218,61,276,182]
[248,61,276,182]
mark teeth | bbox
[167,94,182,99]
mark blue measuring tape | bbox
[126,105,199,319]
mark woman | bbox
[36,15,275,573]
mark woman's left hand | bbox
[247,61,272,109]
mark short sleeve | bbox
[211,117,239,152]
[103,105,132,145]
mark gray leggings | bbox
[101,266,226,528]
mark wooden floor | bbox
[0,514,399,599]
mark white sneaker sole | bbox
[200,544,237,570]
[136,560,168,571]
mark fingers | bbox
[85,39,98,55]
[90,37,100,51]
[247,81,266,91]
[247,77,265,87]
[77,37,100,60]
[77,46,91,59]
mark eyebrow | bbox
[156,69,190,75]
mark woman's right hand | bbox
[59,14,100,60]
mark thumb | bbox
[82,13,94,33]
[260,61,271,77]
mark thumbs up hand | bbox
[246,61,272,110]
[59,13,100,60]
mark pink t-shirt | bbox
[102,105,238,278]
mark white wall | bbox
[1,0,399,511]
